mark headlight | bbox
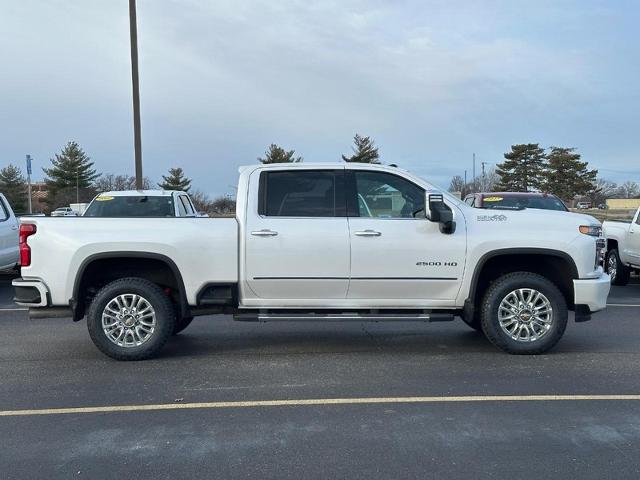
[579,225,602,237]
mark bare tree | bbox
[95,174,152,192]
[586,178,618,205]
[448,175,465,194]
[617,181,640,199]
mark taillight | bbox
[19,224,37,267]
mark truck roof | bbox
[96,190,184,197]
[238,162,411,176]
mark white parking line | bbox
[606,303,640,307]
[1,394,639,417]
[0,307,27,311]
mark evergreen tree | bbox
[342,134,380,163]
[0,164,27,212]
[158,167,191,192]
[43,141,100,207]
[495,143,546,191]
[543,147,597,201]
[258,144,303,164]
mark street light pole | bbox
[129,0,143,189]
[25,155,33,214]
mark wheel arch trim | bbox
[71,251,189,321]
[466,247,579,305]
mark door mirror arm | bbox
[426,193,456,234]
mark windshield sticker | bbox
[477,214,507,222]
[95,196,114,201]
[483,196,503,202]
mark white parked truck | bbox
[603,206,640,285]
[13,163,610,360]
[83,190,199,217]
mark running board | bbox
[234,312,455,322]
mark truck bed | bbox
[19,217,239,305]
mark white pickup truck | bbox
[84,190,199,217]
[603,206,640,285]
[13,163,610,360]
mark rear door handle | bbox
[251,229,278,237]
[354,230,381,237]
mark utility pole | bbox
[472,153,476,192]
[76,168,79,203]
[129,0,143,189]
[464,170,467,197]
[481,161,487,191]
[25,155,32,214]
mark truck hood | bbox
[471,207,600,226]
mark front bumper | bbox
[573,270,610,313]
[12,278,50,307]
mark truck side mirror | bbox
[426,193,456,234]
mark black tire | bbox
[606,249,630,286]
[173,316,194,335]
[480,272,568,355]
[87,277,176,361]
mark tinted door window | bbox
[351,171,425,218]
[260,170,344,217]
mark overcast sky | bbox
[1,0,638,196]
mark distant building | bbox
[606,198,640,209]
[30,182,48,213]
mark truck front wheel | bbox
[480,272,567,355]
[87,277,176,360]
[606,249,630,286]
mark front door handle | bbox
[251,229,278,237]
[354,230,382,237]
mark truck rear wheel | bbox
[606,249,630,286]
[86,277,176,361]
[480,272,567,355]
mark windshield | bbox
[481,195,568,211]
[84,196,175,217]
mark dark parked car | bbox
[463,192,568,212]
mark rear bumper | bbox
[573,270,610,313]
[12,278,49,307]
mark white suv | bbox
[50,207,78,217]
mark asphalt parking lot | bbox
[1,275,639,479]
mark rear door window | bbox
[259,170,345,217]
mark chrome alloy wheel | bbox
[498,288,553,342]
[102,294,156,348]
[607,254,617,281]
